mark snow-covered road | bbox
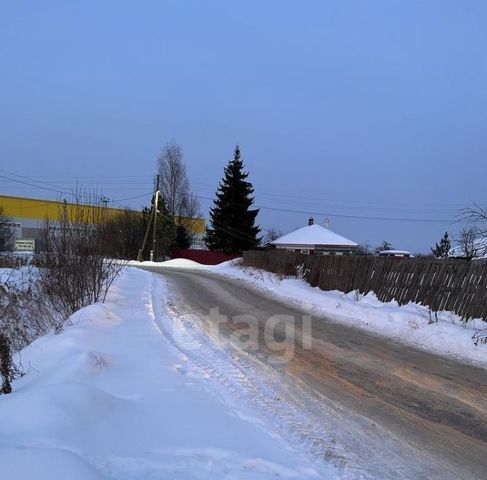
[2,263,487,479]
[140,263,487,480]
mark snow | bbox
[127,258,205,269]
[0,265,34,287]
[6,257,485,479]
[450,238,487,258]
[1,267,334,479]
[0,447,105,480]
[378,250,412,256]
[150,259,487,368]
[271,224,357,247]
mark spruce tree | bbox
[175,224,191,249]
[205,146,261,252]
[431,232,451,258]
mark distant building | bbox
[0,194,205,252]
[270,217,358,255]
[378,250,412,258]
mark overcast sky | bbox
[1,0,486,252]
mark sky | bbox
[1,0,486,253]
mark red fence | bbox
[171,249,241,265]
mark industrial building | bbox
[0,194,205,252]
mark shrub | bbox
[0,253,30,269]
[0,333,13,394]
[0,266,61,351]
[37,198,126,320]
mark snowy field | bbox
[143,258,487,368]
[1,267,337,480]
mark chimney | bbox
[324,218,330,228]
[308,217,314,226]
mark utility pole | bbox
[150,174,160,262]
[137,175,160,262]
[137,207,154,262]
[101,196,109,223]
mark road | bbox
[140,266,487,480]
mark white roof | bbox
[379,250,411,255]
[271,224,358,248]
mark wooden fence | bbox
[243,250,487,321]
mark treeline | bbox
[122,141,263,258]
[101,206,191,261]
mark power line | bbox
[192,187,461,216]
[0,168,74,193]
[0,168,470,223]
[195,194,454,223]
[112,192,154,203]
[191,180,484,209]
[210,218,259,242]
[2,169,478,209]
[255,204,454,223]
[0,169,155,207]
[0,173,69,196]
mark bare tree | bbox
[37,194,126,320]
[459,203,487,259]
[178,191,201,244]
[374,240,393,254]
[461,203,487,236]
[181,190,200,219]
[457,226,486,259]
[355,243,371,256]
[263,228,283,245]
[157,139,201,244]
[157,140,190,217]
[102,208,146,260]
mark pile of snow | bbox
[0,265,35,287]
[1,267,332,479]
[127,258,206,269]
[169,259,487,367]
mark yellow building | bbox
[0,194,205,251]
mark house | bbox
[270,217,358,255]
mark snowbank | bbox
[0,447,105,480]
[0,265,35,287]
[128,258,205,269]
[0,267,331,479]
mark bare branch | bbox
[157,140,190,217]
